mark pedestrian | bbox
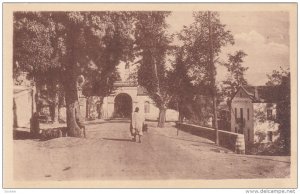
[131,107,144,143]
[76,117,86,138]
[75,108,86,138]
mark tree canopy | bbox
[266,67,291,155]
[221,50,248,101]
[134,11,173,127]
[178,11,234,90]
[14,11,136,136]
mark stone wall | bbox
[176,122,242,152]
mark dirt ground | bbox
[13,120,290,181]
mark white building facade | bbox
[100,81,178,121]
[230,86,280,145]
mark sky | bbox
[166,11,290,86]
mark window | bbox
[240,92,243,97]
[267,109,273,120]
[235,127,237,133]
[247,108,250,120]
[240,108,243,120]
[235,108,237,121]
[144,101,150,113]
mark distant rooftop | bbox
[236,85,282,103]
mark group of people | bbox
[130,107,146,143]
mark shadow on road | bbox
[105,119,130,123]
[102,138,133,142]
[85,119,130,126]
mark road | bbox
[14,119,290,181]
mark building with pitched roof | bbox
[230,85,280,145]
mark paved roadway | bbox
[14,119,290,181]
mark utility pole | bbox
[208,11,219,145]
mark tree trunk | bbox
[58,106,61,122]
[178,102,184,123]
[86,96,90,119]
[63,26,86,137]
[35,82,41,114]
[51,92,59,123]
[178,111,183,123]
[64,77,82,137]
[208,11,219,145]
[157,108,166,128]
[58,90,65,122]
[212,96,219,145]
[13,98,18,128]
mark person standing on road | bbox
[131,107,144,143]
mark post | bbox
[208,11,219,145]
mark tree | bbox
[178,11,234,144]
[266,67,289,86]
[13,12,63,123]
[14,12,135,137]
[266,67,290,155]
[82,64,120,119]
[135,11,173,128]
[167,48,194,123]
[221,50,248,102]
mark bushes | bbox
[248,139,288,156]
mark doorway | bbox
[114,93,132,118]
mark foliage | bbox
[248,140,287,156]
[221,50,248,101]
[134,11,173,127]
[264,67,290,155]
[266,67,290,86]
[14,11,135,90]
[178,11,234,90]
[167,48,214,125]
[14,11,136,135]
[254,130,267,143]
[176,11,234,129]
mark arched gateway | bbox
[113,93,132,118]
[97,81,179,121]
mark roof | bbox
[233,85,281,103]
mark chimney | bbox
[254,86,259,100]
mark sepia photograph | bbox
[3,2,297,189]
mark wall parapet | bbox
[175,122,244,153]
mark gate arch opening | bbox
[114,93,132,118]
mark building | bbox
[13,72,35,128]
[79,62,179,121]
[230,86,280,145]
